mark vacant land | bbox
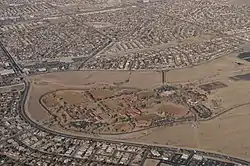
[229,0,250,5]
[26,52,250,159]
[137,104,250,159]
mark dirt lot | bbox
[26,53,250,159]
[229,0,250,5]
[155,103,189,117]
[137,104,250,159]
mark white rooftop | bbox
[0,69,15,76]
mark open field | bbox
[25,51,250,159]
[229,0,250,5]
[138,104,250,159]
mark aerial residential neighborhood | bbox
[1,0,250,165]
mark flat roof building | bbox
[0,69,15,76]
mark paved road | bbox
[0,41,23,74]
[19,78,250,165]
[0,41,247,164]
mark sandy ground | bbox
[229,0,250,5]
[144,159,160,166]
[26,52,250,159]
[137,104,250,159]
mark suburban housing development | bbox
[1,0,250,165]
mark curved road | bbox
[19,77,250,165]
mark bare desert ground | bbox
[26,52,250,159]
[137,104,250,159]
[229,0,250,5]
